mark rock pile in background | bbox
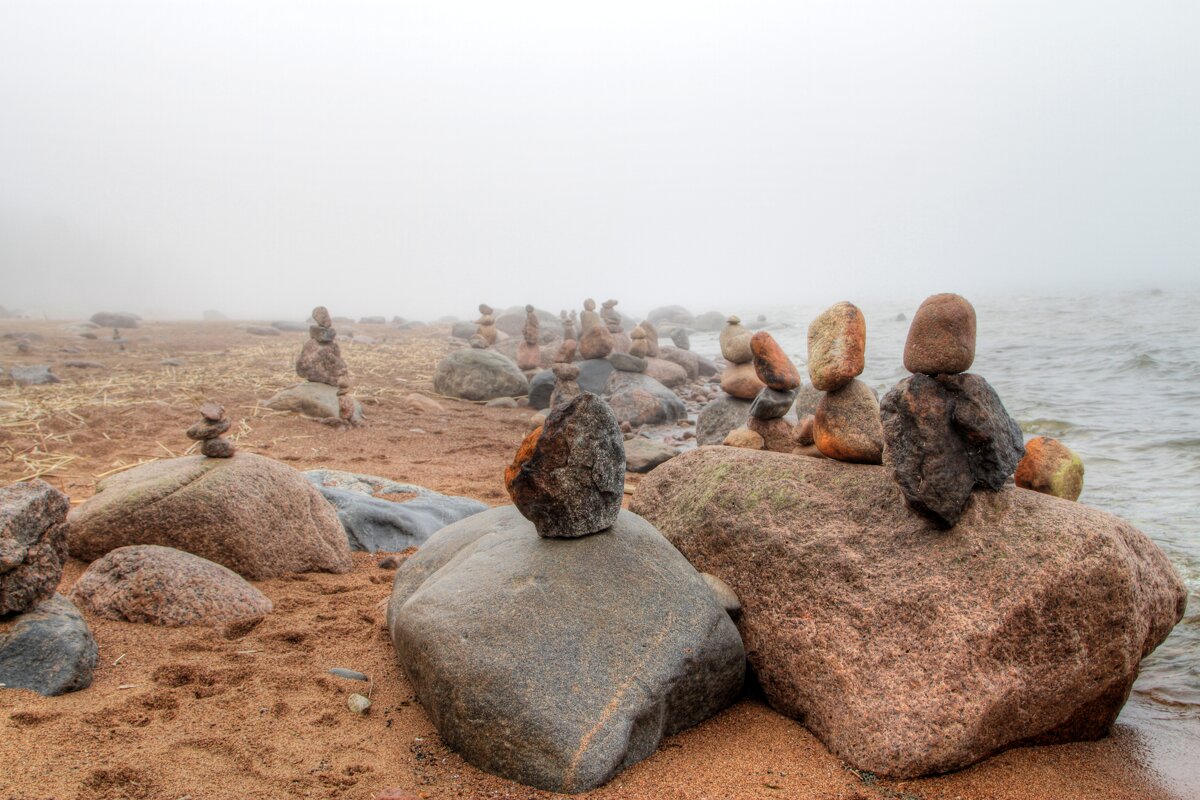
[601,299,630,353]
[808,302,883,464]
[516,304,542,371]
[718,316,764,400]
[265,306,364,423]
[474,303,499,346]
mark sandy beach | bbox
[0,319,1184,800]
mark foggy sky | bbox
[1,1,1197,321]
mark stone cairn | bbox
[601,299,630,353]
[516,305,542,371]
[297,306,358,423]
[187,402,236,458]
[879,293,1024,527]
[718,316,763,400]
[744,332,802,451]
[579,298,614,360]
[560,310,578,350]
[639,320,661,357]
[505,392,624,538]
[807,302,884,464]
[609,325,648,374]
[474,304,498,348]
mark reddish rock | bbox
[516,341,542,371]
[201,437,237,458]
[69,545,272,626]
[504,394,624,538]
[640,320,661,358]
[296,338,349,386]
[750,332,801,391]
[814,379,884,464]
[719,362,765,401]
[747,416,795,453]
[312,306,333,328]
[199,402,224,422]
[796,414,815,446]
[68,453,352,580]
[632,446,1188,779]
[555,339,577,363]
[0,480,70,617]
[807,301,866,391]
[578,325,614,360]
[1016,436,1085,501]
[903,293,977,375]
[186,416,231,440]
[644,357,688,388]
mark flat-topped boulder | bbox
[605,371,686,427]
[68,453,352,580]
[632,446,1187,779]
[433,349,529,401]
[264,381,364,422]
[387,505,744,793]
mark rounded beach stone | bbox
[609,352,647,373]
[69,545,272,626]
[312,306,333,328]
[1016,436,1084,500]
[748,386,796,420]
[504,393,625,538]
[719,362,765,401]
[432,349,529,401]
[750,332,801,391]
[722,427,764,450]
[807,301,866,391]
[747,416,796,453]
[719,316,753,364]
[579,325,614,360]
[903,294,976,375]
[814,379,884,464]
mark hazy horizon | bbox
[2,1,1198,321]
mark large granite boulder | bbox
[605,372,686,427]
[70,545,272,626]
[90,311,139,329]
[264,381,363,422]
[0,594,97,695]
[68,454,352,580]
[528,359,614,410]
[0,480,69,617]
[647,305,695,327]
[304,469,487,552]
[644,357,689,388]
[433,349,529,401]
[696,395,752,446]
[632,446,1187,779]
[387,505,745,793]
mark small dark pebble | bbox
[377,556,400,569]
[329,668,369,681]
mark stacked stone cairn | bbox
[516,305,542,371]
[474,303,498,347]
[559,310,578,359]
[718,316,764,400]
[505,392,625,538]
[297,306,359,423]
[808,301,884,464]
[879,293,1024,527]
[609,325,648,373]
[578,298,614,359]
[187,402,236,458]
[550,328,582,408]
[639,319,661,357]
[744,332,802,450]
[601,299,631,353]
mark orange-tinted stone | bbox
[504,425,542,499]
[1015,436,1085,501]
[807,301,866,391]
[903,294,976,375]
[814,379,884,464]
[750,332,801,391]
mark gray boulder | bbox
[694,311,727,332]
[647,305,695,327]
[10,365,60,386]
[0,594,97,696]
[90,311,139,329]
[696,395,753,445]
[264,381,364,422]
[433,349,529,401]
[387,505,745,793]
[528,358,614,410]
[624,438,679,473]
[450,321,477,340]
[304,469,487,552]
[605,372,686,427]
[270,320,308,332]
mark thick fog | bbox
[1,1,1197,321]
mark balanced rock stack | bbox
[558,310,578,359]
[186,402,236,458]
[269,305,362,423]
[609,325,648,373]
[579,298,614,359]
[880,293,1024,527]
[516,305,542,371]
[740,333,801,451]
[639,319,661,357]
[388,393,744,792]
[718,316,765,400]
[474,304,499,346]
[602,299,630,353]
[808,302,884,464]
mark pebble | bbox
[329,668,369,681]
[347,693,372,713]
[377,555,400,569]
